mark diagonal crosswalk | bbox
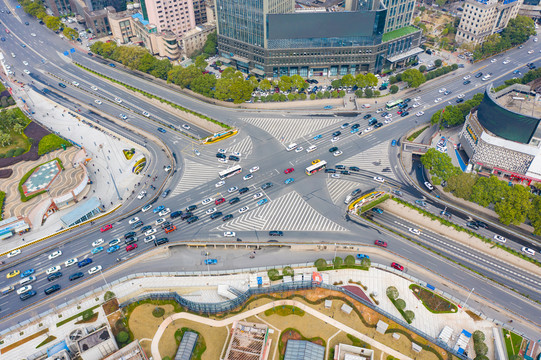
[227,136,253,157]
[338,140,396,178]
[326,179,363,205]
[241,117,342,144]
[170,158,219,196]
[214,190,346,232]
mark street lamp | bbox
[99,268,111,291]
[333,243,337,269]
[463,287,474,310]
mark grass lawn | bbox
[502,329,523,356]
[0,131,30,157]
[382,26,419,42]
[38,134,72,155]
[407,126,429,142]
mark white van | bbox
[306,145,317,153]
[482,74,491,81]
[286,143,298,151]
[19,276,36,286]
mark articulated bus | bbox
[305,160,327,175]
[386,99,403,110]
[218,165,242,180]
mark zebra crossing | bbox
[240,117,342,144]
[339,140,396,179]
[326,179,362,205]
[215,190,347,232]
[170,158,219,196]
[226,136,253,157]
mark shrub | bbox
[344,255,356,266]
[474,342,488,356]
[314,258,328,271]
[82,309,94,321]
[333,256,343,268]
[404,310,415,322]
[152,307,165,318]
[5,149,15,157]
[268,268,280,281]
[472,330,485,342]
[419,65,427,72]
[13,147,25,156]
[104,291,116,301]
[389,85,399,94]
[395,298,406,310]
[116,331,129,344]
[386,286,399,300]
[282,266,294,277]
[310,93,316,100]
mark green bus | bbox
[386,99,403,110]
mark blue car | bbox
[257,198,268,206]
[21,269,35,278]
[313,135,322,140]
[153,205,165,213]
[91,246,104,254]
[109,63,116,67]
[372,207,383,214]
[350,128,360,134]
[285,178,295,185]
[391,139,397,146]
[324,105,333,109]
[356,254,370,260]
[157,128,166,133]
[204,258,218,265]
[107,245,120,253]
[513,70,520,74]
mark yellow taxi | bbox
[6,270,20,279]
[311,159,320,165]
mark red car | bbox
[126,244,138,252]
[397,110,403,115]
[391,262,404,271]
[374,240,387,248]
[100,224,113,232]
[284,168,295,174]
[165,225,176,234]
[215,198,225,205]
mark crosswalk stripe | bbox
[338,141,396,179]
[326,179,362,204]
[226,136,253,157]
[240,117,342,144]
[214,191,346,232]
[170,159,218,196]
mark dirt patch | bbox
[465,310,483,322]
[379,200,541,277]
[342,285,372,303]
[103,299,119,316]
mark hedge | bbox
[0,191,5,220]
[18,158,64,202]
[38,134,72,155]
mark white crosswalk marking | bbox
[326,179,362,204]
[339,140,396,178]
[227,136,253,157]
[171,159,218,196]
[241,117,342,144]
[215,191,346,232]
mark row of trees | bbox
[388,63,460,89]
[430,93,484,128]
[421,149,541,232]
[19,0,79,40]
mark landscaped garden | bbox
[0,108,31,157]
[409,284,457,313]
[37,134,72,155]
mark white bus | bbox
[305,160,327,175]
[219,165,242,180]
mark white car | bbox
[17,285,32,295]
[194,149,200,156]
[490,58,496,63]
[457,93,465,98]
[228,186,239,193]
[137,191,147,199]
[412,103,420,108]
[493,234,507,243]
[384,118,392,124]
[155,218,166,226]
[7,249,21,258]
[115,97,123,104]
[409,228,421,235]
[159,208,170,216]
[306,145,317,153]
[92,239,104,247]
[224,231,236,237]
[413,97,421,102]
[94,99,102,105]
[46,266,61,275]
[48,250,62,260]
[206,207,217,215]
[434,98,442,103]
[439,88,446,93]
[65,258,78,267]
[23,69,30,75]
[182,124,190,130]
[416,111,424,117]
[238,206,249,213]
[141,204,152,212]
[72,81,79,87]
[218,148,226,154]
[232,152,242,157]
[522,246,535,256]
[503,60,510,65]
[253,192,263,199]
[331,136,340,143]
[30,33,36,36]
[463,75,471,80]
[88,266,102,275]
[385,114,393,119]
[144,235,156,243]
[295,147,304,153]
[129,217,140,224]
[250,166,260,173]
[145,228,157,236]
[528,50,534,54]
[119,114,128,120]
[142,111,150,117]
[219,158,228,164]
[22,61,28,66]
[202,197,213,205]
[243,174,253,181]
[91,85,98,91]
[364,127,373,133]
[164,165,172,172]
[215,180,226,188]
[331,174,341,179]
[373,176,385,183]
[333,150,343,157]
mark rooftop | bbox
[492,84,541,119]
[224,321,269,360]
[382,25,419,42]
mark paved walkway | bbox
[150,299,413,360]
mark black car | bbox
[180,212,193,220]
[24,21,29,25]
[349,166,360,172]
[186,205,197,212]
[229,155,240,161]
[351,124,360,129]
[239,187,250,194]
[47,272,63,282]
[378,85,387,91]
[222,214,233,221]
[341,170,351,175]
[269,231,283,236]
[155,238,169,246]
[368,119,378,126]
[58,82,67,88]
[162,189,170,198]
[374,123,383,128]
[336,165,346,170]
[170,210,183,219]
[20,290,37,300]
[466,221,479,230]
[186,216,199,224]
[475,220,488,229]
[463,80,471,85]
[475,72,483,78]
[329,147,338,153]
[124,231,136,239]
[210,212,223,219]
[229,197,240,205]
[403,98,411,103]
[363,114,371,119]
[261,183,273,190]
[69,272,84,281]
[456,98,464,103]
[332,131,341,137]
[44,284,61,295]
[325,168,336,173]
[141,225,152,233]
[161,221,171,229]
[216,153,226,159]
[381,112,389,117]
[400,112,409,117]
[87,52,93,56]
[131,221,143,229]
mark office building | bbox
[456,0,523,45]
[519,0,541,21]
[382,0,416,32]
[458,83,541,183]
[141,0,196,36]
[192,0,208,24]
[179,23,216,58]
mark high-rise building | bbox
[141,0,196,36]
[456,0,523,45]
[215,0,422,77]
[519,0,541,21]
[382,0,416,33]
[192,0,208,25]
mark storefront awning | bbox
[232,54,250,63]
[219,57,231,64]
[387,47,424,63]
[250,68,265,76]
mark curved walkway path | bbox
[150,299,413,360]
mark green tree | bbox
[355,73,367,88]
[194,54,207,70]
[314,258,328,271]
[63,27,79,40]
[389,75,398,84]
[137,53,158,73]
[344,255,355,266]
[202,31,217,57]
[191,73,216,97]
[444,173,477,200]
[495,185,532,226]
[360,257,371,269]
[283,266,294,276]
[501,16,535,46]
[474,342,488,356]
[472,330,485,342]
[0,133,11,147]
[44,16,61,31]
[278,76,292,92]
[470,175,509,207]
[267,268,280,280]
[419,65,427,72]
[150,59,173,80]
[421,148,459,181]
[355,89,363,97]
[104,291,116,301]
[364,88,373,98]
[82,309,94,321]
[316,91,324,99]
[333,256,343,268]
[331,79,341,89]
[168,65,201,88]
[310,93,316,100]
[404,310,415,322]
[395,299,406,310]
[365,73,378,87]
[434,59,442,67]
[529,197,541,235]
[259,79,272,91]
[116,331,129,344]
[290,74,305,90]
[338,90,346,97]
[341,74,355,87]
[401,68,426,88]
[12,123,24,134]
[386,286,399,300]
[389,85,399,94]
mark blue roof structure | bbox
[60,197,102,227]
[284,340,325,360]
[132,13,149,25]
[175,331,198,360]
[47,340,70,356]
